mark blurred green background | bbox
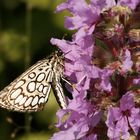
[0,0,71,139]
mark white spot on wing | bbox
[27,82,36,92]
[43,86,47,95]
[19,96,27,105]
[28,72,36,79]
[14,80,25,89]
[39,97,45,104]
[38,84,43,92]
[24,97,33,107]
[31,96,39,106]
[44,85,51,102]
[15,95,23,104]
[36,73,45,82]
[11,88,22,99]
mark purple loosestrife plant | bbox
[50,0,140,140]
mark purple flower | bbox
[51,108,103,140]
[133,78,140,85]
[120,49,133,73]
[91,0,116,10]
[56,0,138,37]
[118,0,139,10]
[56,0,99,31]
[99,68,113,92]
[106,92,140,140]
[51,35,103,140]
[51,34,103,139]
[51,34,94,62]
[50,38,100,86]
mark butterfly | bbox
[0,51,70,112]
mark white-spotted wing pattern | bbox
[0,51,68,112]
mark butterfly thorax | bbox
[48,51,64,75]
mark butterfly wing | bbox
[0,59,53,112]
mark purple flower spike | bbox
[50,0,140,139]
[118,0,139,10]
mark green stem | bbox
[25,1,32,136]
